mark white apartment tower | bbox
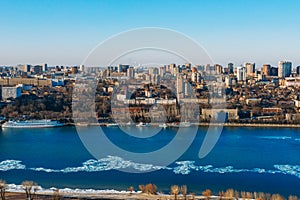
[236,66,246,81]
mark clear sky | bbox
[1,0,300,67]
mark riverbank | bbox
[2,120,300,128]
[3,191,209,200]
[3,185,291,200]
[197,122,300,128]
[4,185,208,200]
[70,122,300,128]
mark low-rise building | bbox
[283,77,300,87]
[262,107,282,114]
[2,84,22,100]
[201,108,239,121]
[246,98,261,105]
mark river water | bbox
[0,126,300,196]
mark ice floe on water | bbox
[173,161,199,175]
[0,160,25,171]
[29,156,170,173]
[258,136,293,140]
[173,161,267,175]
[257,136,300,142]
[274,165,300,178]
[58,156,169,173]
[1,156,300,179]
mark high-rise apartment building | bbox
[191,72,201,83]
[262,64,271,76]
[41,63,48,72]
[270,67,278,76]
[176,75,184,94]
[228,63,234,75]
[245,63,255,77]
[159,66,166,77]
[79,65,85,72]
[127,67,135,78]
[237,66,246,81]
[278,61,292,78]
[297,66,300,76]
[117,64,130,73]
[18,64,31,72]
[149,67,159,75]
[33,65,42,74]
[215,64,223,75]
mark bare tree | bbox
[202,189,212,200]
[139,185,146,193]
[246,192,253,200]
[180,185,187,200]
[128,186,134,195]
[52,189,63,200]
[289,195,299,200]
[253,192,258,199]
[258,192,266,200]
[170,185,179,200]
[0,180,6,200]
[22,181,37,200]
[265,193,271,200]
[271,194,285,200]
[241,191,246,200]
[234,190,240,200]
[189,192,195,200]
[145,183,157,195]
[138,184,157,195]
[219,191,224,200]
[225,189,234,200]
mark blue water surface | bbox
[0,126,300,196]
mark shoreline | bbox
[72,122,300,128]
[2,120,300,128]
[3,183,292,200]
[4,184,208,200]
[4,191,207,200]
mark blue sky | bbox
[0,0,300,67]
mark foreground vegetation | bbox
[136,183,298,200]
[0,179,298,200]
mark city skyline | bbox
[1,60,298,70]
[1,0,300,67]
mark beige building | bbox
[245,63,255,77]
[0,78,51,87]
[201,108,239,121]
[283,77,300,87]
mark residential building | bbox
[228,63,234,74]
[201,108,239,121]
[262,64,271,76]
[245,63,255,77]
[278,61,292,78]
[117,64,130,73]
[41,63,48,72]
[127,67,135,78]
[296,66,300,76]
[2,85,22,100]
[236,66,246,81]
